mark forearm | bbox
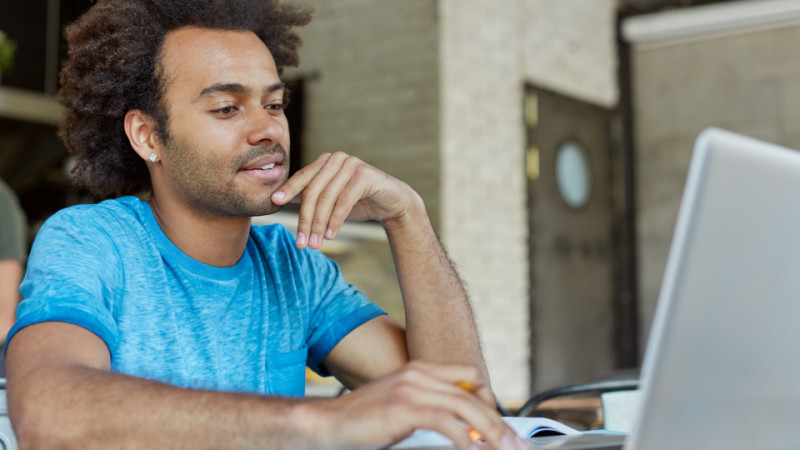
[9,364,316,449]
[382,195,488,379]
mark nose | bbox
[246,107,286,147]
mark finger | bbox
[398,363,517,448]
[271,153,331,206]
[393,381,515,450]
[476,386,501,411]
[412,410,474,450]
[442,395,513,450]
[305,154,360,249]
[296,154,346,248]
[325,173,372,240]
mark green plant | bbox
[0,30,18,74]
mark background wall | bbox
[522,0,619,109]
[624,1,800,352]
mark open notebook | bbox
[392,416,580,448]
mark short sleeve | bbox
[301,248,386,375]
[6,208,121,354]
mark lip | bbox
[239,153,285,183]
[241,153,284,171]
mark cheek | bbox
[181,124,242,160]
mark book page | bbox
[391,416,579,448]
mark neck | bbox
[149,196,251,267]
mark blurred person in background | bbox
[0,177,26,348]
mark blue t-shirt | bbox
[7,196,385,396]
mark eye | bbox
[211,105,238,117]
[264,102,285,114]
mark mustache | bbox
[231,144,288,170]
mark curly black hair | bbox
[59,0,312,199]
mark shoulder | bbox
[44,196,143,229]
[36,196,148,252]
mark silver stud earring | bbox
[148,153,158,163]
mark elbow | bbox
[10,398,83,450]
[11,411,56,450]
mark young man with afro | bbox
[3,0,528,449]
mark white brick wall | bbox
[522,0,619,108]
[439,0,530,401]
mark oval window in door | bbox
[555,140,591,209]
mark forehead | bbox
[159,26,279,95]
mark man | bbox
[4,1,528,449]
[0,178,26,347]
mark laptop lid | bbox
[627,127,800,449]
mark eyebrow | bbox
[196,81,285,100]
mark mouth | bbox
[239,149,285,171]
[241,161,281,174]
[240,157,283,172]
[238,154,285,183]
[235,145,288,184]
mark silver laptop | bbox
[624,126,800,449]
[529,127,800,449]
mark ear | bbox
[124,110,161,162]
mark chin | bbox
[256,202,283,216]
[216,196,282,218]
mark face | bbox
[153,26,290,217]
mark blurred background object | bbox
[0,30,18,83]
[0,177,26,347]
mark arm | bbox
[6,322,314,449]
[271,152,493,403]
[0,259,23,342]
[7,322,517,450]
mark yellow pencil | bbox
[456,381,483,442]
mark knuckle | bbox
[387,384,415,407]
[465,364,482,380]
[310,218,326,231]
[300,188,319,203]
[333,192,355,211]
[353,165,374,181]
[316,189,336,205]
[345,155,363,169]
[395,381,417,397]
[296,216,312,228]
[400,363,425,380]
[430,411,453,429]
